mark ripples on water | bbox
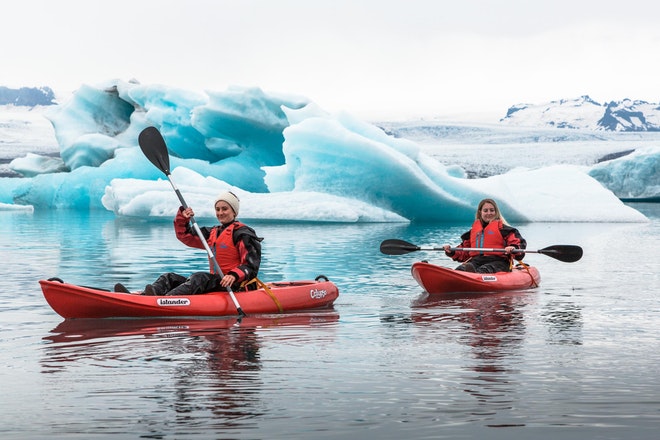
[1,205,659,439]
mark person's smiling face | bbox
[480,202,497,223]
[215,201,236,224]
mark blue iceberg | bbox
[0,80,649,222]
[588,147,659,202]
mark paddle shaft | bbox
[164,175,221,272]
[427,246,523,254]
[139,127,246,317]
[167,175,245,316]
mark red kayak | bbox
[40,276,339,319]
[411,261,540,294]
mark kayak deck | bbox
[411,261,541,294]
[40,277,339,319]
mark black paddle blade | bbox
[138,126,171,175]
[380,239,420,255]
[537,245,583,263]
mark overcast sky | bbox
[3,0,660,120]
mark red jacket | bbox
[449,219,526,262]
[173,208,261,285]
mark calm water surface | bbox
[1,205,659,439]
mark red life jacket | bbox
[469,219,506,256]
[208,222,245,275]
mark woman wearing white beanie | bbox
[116,191,262,296]
[214,191,240,217]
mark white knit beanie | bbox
[214,191,240,216]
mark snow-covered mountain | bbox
[501,95,660,131]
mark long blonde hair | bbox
[475,198,509,225]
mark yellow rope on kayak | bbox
[515,261,539,287]
[242,277,284,313]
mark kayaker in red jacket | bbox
[115,191,262,295]
[442,198,526,273]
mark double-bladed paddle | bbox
[379,238,583,263]
[138,126,246,317]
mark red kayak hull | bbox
[411,261,540,294]
[40,278,339,319]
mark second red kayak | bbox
[411,261,541,294]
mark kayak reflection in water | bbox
[115,191,263,296]
[442,198,526,273]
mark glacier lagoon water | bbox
[1,204,659,439]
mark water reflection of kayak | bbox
[411,261,540,295]
[39,276,339,319]
[44,312,341,343]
